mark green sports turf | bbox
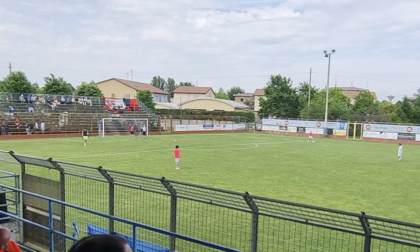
[0,132,419,225]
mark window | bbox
[193,95,199,99]
[111,94,115,98]
[241,98,244,102]
[124,94,130,99]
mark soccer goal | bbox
[100,118,148,137]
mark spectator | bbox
[46,96,52,103]
[2,122,9,135]
[101,95,106,105]
[0,228,20,252]
[35,96,39,104]
[31,95,36,104]
[5,95,9,103]
[54,96,58,103]
[88,98,92,106]
[39,96,45,103]
[68,234,131,252]
[28,106,34,114]
[67,97,71,104]
[83,97,88,105]
[72,97,75,104]
[0,123,2,136]
[15,118,21,129]
[19,94,24,103]
[40,121,45,134]
[25,123,31,135]
[9,106,14,116]
[50,101,57,110]
[61,96,65,104]
[27,94,31,104]
[34,121,39,134]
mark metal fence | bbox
[0,150,419,252]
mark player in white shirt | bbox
[398,143,403,162]
[40,121,45,134]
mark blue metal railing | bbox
[0,183,241,252]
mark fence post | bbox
[359,211,372,252]
[48,158,66,252]
[9,151,25,244]
[243,192,258,252]
[160,177,177,252]
[98,167,115,234]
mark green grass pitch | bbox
[1,132,419,225]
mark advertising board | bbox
[287,127,297,133]
[364,124,420,134]
[363,131,381,138]
[262,119,347,130]
[397,133,416,140]
[333,130,347,136]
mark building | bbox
[233,93,253,103]
[173,86,215,104]
[177,97,250,111]
[339,87,377,104]
[253,89,266,112]
[96,78,168,102]
[155,102,179,110]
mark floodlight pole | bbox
[323,50,335,136]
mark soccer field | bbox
[1,132,419,224]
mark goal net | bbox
[101,118,148,137]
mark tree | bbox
[258,75,300,118]
[243,99,254,109]
[43,74,74,94]
[31,83,42,93]
[179,82,193,86]
[165,78,176,100]
[307,87,352,120]
[137,90,155,112]
[215,87,229,100]
[0,71,33,93]
[227,86,245,100]
[297,82,319,116]
[76,81,103,97]
[151,76,166,91]
[353,91,376,115]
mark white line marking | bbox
[58,140,302,160]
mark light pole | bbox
[323,49,335,136]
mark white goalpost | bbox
[100,118,149,137]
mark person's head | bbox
[399,143,402,146]
[175,145,179,149]
[68,235,131,252]
[0,228,12,249]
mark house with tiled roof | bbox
[96,78,168,102]
[173,86,215,104]
[233,93,253,103]
[339,87,377,104]
[253,88,266,112]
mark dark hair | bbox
[175,145,179,148]
[68,235,129,252]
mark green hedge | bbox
[156,109,255,122]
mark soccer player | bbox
[174,145,180,170]
[398,143,403,162]
[130,125,134,137]
[308,131,314,143]
[82,128,89,146]
[141,124,146,139]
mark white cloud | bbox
[0,0,419,100]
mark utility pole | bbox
[323,49,336,137]
[308,67,312,114]
[8,62,12,74]
[130,70,134,81]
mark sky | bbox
[0,0,419,102]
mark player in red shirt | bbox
[130,125,134,137]
[308,131,315,143]
[174,145,180,169]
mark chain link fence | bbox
[0,149,419,252]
